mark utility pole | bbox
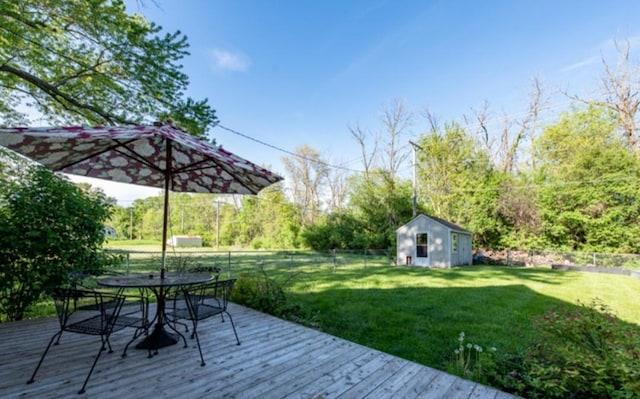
[129,207,133,240]
[409,140,424,218]
[181,204,185,234]
[216,200,220,249]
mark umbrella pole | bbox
[161,186,169,279]
[161,141,172,279]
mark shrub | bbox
[0,164,115,321]
[498,299,640,398]
[231,265,301,319]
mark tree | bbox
[380,98,413,180]
[534,105,640,251]
[185,194,223,246]
[138,195,164,239]
[108,205,133,239]
[349,123,378,181]
[415,120,504,247]
[0,0,216,135]
[493,176,538,247]
[129,197,157,239]
[281,145,329,226]
[416,121,485,219]
[349,98,413,181]
[248,184,300,249]
[565,40,640,153]
[218,199,241,247]
[326,164,348,213]
[0,158,116,321]
[300,212,363,251]
[346,170,414,249]
[499,77,545,174]
[465,78,546,174]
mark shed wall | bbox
[396,215,450,267]
[167,235,202,247]
[396,215,473,268]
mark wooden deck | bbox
[0,303,518,398]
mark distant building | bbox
[396,214,472,268]
[103,226,117,239]
[167,235,202,247]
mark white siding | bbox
[396,214,472,268]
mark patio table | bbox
[98,272,214,351]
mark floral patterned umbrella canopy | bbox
[0,122,283,276]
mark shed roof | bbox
[397,214,472,234]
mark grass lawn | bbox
[272,263,640,372]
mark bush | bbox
[498,299,640,398]
[0,162,115,321]
[231,265,301,319]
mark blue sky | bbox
[89,0,640,204]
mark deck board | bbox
[365,362,434,398]
[0,303,519,398]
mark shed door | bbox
[459,235,470,264]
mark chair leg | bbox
[167,313,189,333]
[27,331,61,384]
[191,327,206,367]
[224,311,241,345]
[54,330,64,345]
[78,337,108,394]
[174,319,190,333]
[105,337,114,353]
[141,320,152,359]
[122,325,151,359]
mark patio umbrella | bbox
[0,121,283,278]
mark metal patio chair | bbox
[27,288,127,394]
[170,278,240,366]
[167,268,220,335]
[67,270,152,358]
[117,287,152,358]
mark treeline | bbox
[109,105,640,253]
[108,44,640,254]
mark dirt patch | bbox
[473,249,579,267]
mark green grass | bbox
[271,263,640,372]
[104,239,162,248]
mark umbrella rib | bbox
[176,156,260,194]
[55,138,163,174]
[171,158,209,174]
[55,138,141,171]
[112,146,164,172]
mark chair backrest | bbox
[187,266,222,283]
[183,278,236,320]
[210,278,235,309]
[50,288,126,336]
[67,270,95,289]
[67,269,122,289]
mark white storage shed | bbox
[396,214,472,268]
[167,235,203,247]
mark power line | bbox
[215,124,365,173]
